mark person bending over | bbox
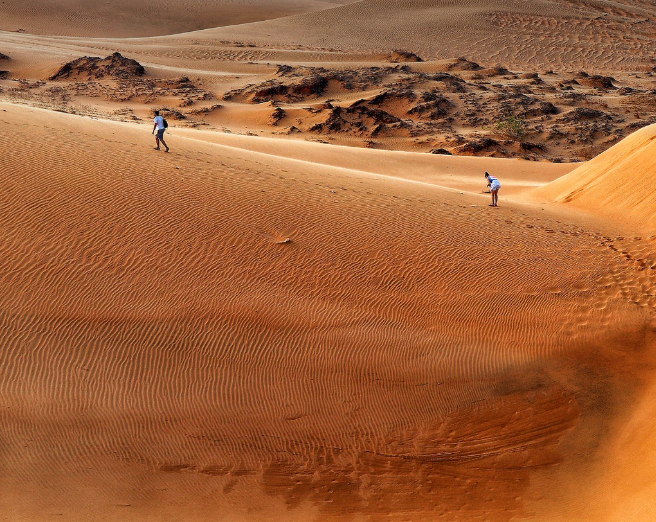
[485,171,500,207]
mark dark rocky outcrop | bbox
[576,74,617,90]
[389,50,423,63]
[269,107,286,126]
[456,137,504,155]
[443,57,482,71]
[560,107,613,122]
[50,52,145,80]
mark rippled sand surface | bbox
[2,1,656,520]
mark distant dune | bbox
[4,0,656,71]
[0,0,360,37]
[197,0,656,71]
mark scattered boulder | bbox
[442,57,482,71]
[560,107,612,122]
[456,137,503,155]
[520,141,546,152]
[577,75,616,90]
[526,101,559,117]
[477,66,510,78]
[617,87,638,95]
[291,75,329,98]
[269,107,286,126]
[276,64,294,76]
[389,50,423,63]
[239,81,287,102]
[155,107,185,120]
[50,52,145,80]
[0,53,9,60]
[351,106,401,124]
[428,73,468,93]
[430,148,452,155]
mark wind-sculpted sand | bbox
[0,0,360,37]
[2,102,656,520]
[2,0,656,520]
[535,123,656,230]
[195,0,656,72]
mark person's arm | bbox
[152,121,157,134]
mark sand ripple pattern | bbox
[205,0,656,72]
[0,105,654,519]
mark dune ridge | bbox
[191,0,656,72]
[535,123,656,230]
[0,0,361,37]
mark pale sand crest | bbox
[536,124,656,230]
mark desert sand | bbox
[1,1,656,521]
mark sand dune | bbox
[2,101,656,520]
[536,123,656,230]
[195,0,656,71]
[2,0,656,519]
[0,0,360,37]
[4,0,656,71]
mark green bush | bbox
[494,113,527,142]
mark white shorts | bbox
[490,181,500,191]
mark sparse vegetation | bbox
[493,113,528,142]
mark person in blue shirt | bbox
[152,110,170,152]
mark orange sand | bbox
[2,101,656,521]
[1,1,656,521]
[535,123,656,230]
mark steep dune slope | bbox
[1,102,656,520]
[535,123,656,231]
